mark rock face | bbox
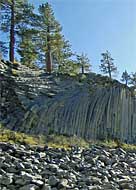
[0,60,25,129]
[0,59,136,143]
[0,142,136,190]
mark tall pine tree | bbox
[37,3,73,73]
[0,0,34,62]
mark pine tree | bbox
[77,53,91,74]
[37,3,61,73]
[53,38,74,73]
[17,29,38,67]
[58,59,79,76]
[37,3,73,73]
[0,0,34,62]
[100,50,117,79]
[121,70,130,85]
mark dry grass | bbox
[96,140,136,150]
[44,134,89,149]
[0,124,135,150]
[0,125,39,145]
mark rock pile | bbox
[0,142,136,190]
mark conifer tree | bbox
[100,50,117,79]
[0,0,34,62]
[53,38,74,73]
[17,29,38,67]
[37,3,73,73]
[58,59,79,76]
[37,3,61,73]
[121,70,130,85]
[77,53,91,74]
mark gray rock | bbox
[91,177,102,185]
[48,164,59,172]
[48,176,59,187]
[119,183,134,189]
[88,185,101,190]
[19,184,38,190]
[41,184,51,190]
[32,179,44,186]
[0,142,135,190]
[58,179,68,188]
[0,175,13,185]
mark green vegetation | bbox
[18,29,39,68]
[121,70,130,86]
[0,0,34,62]
[100,50,117,79]
[0,124,39,145]
[11,69,19,76]
[0,1,135,81]
[0,1,76,74]
[0,124,135,150]
[129,72,136,87]
[44,134,89,149]
[97,140,136,151]
[36,3,73,73]
[76,53,91,74]
[0,124,88,148]
[120,70,136,89]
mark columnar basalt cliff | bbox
[0,59,136,143]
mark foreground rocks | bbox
[0,142,136,190]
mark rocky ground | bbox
[0,143,135,190]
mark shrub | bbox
[11,69,18,76]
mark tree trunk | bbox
[46,25,52,73]
[81,65,84,74]
[108,63,111,79]
[109,71,111,79]
[9,0,15,63]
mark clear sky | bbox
[28,0,136,77]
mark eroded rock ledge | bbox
[0,59,136,143]
[0,142,136,190]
